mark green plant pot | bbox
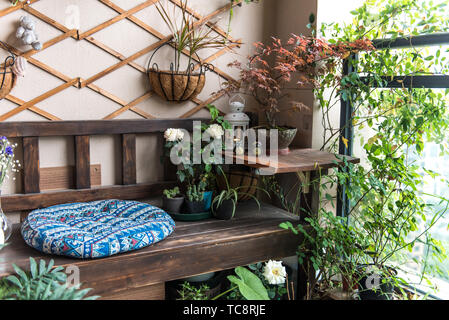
[212,199,235,220]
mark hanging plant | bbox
[148,0,231,102]
[0,41,17,100]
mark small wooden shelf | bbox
[224,148,360,174]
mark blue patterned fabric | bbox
[21,199,176,259]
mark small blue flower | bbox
[5,146,13,156]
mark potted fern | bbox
[162,186,184,214]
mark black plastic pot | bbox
[212,199,235,220]
[357,265,397,300]
[185,199,205,214]
[162,196,184,214]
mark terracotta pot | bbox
[148,69,205,102]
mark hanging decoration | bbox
[147,42,213,102]
[16,16,43,51]
[0,41,17,100]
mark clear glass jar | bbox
[0,191,12,247]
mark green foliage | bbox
[186,184,204,202]
[163,186,181,199]
[213,167,267,218]
[227,266,269,300]
[298,0,449,298]
[4,258,98,300]
[247,263,288,300]
[177,281,210,300]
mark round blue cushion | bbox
[21,199,176,259]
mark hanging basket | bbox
[147,42,213,102]
[217,168,259,201]
[0,41,16,100]
[0,67,16,100]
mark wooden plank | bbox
[23,137,40,194]
[75,136,91,189]
[100,283,165,300]
[0,182,175,213]
[0,119,206,137]
[225,148,360,174]
[122,134,137,185]
[40,164,101,191]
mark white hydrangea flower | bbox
[164,128,184,142]
[263,260,287,285]
[205,124,224,139]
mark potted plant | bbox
[185,185,205,214]
[222,20,373,153]
[212,167,265,220]
[148,0,232,102]
[162,186,184,214]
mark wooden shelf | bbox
[0,200,301,299]
[224,148,360,174]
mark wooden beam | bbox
[0,182,176,213]
[0,119,206,137]
[75,135,91,189]
[122,134,137,185]
[22,137,40,194]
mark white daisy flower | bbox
[263,260,287,285]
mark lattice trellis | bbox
[0,0,241,121]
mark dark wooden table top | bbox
[224,148,360,174]
[0,200,302,297]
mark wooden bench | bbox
[0,119,303,299]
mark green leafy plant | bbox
[279,0,449,299]
[212,167,266,218]
[155,0,227,72]
[212,266,269,300]
[186,184,204,202]
[163,186,181,199]
[3,258,98,300]
[177,281,210,300]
